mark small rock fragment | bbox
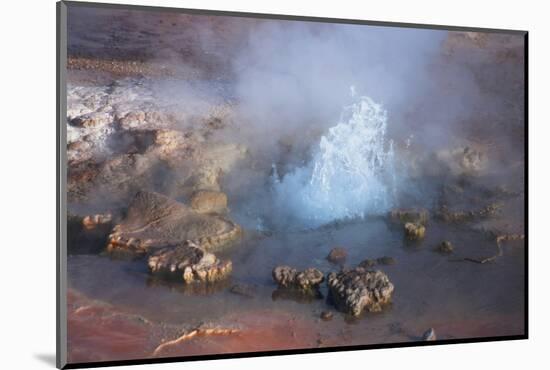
[436,241,454,254]
[404,222,426,240]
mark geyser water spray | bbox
[273,93,396,227]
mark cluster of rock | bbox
[272,250,395,317]
[66,80,246,205]
[103,190,241,285]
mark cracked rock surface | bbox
[327,267,394,316]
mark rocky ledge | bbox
[148,242,232,284]
[106,191,241,257]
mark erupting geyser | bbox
[273,93,396,227]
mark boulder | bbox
[106,191,241,256]
[147,242,232,284]
[327,268,394,316]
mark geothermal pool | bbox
[64,6,525,364]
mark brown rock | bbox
[326,247,348,264]
[327,268,394,316]
[106,191,241,256]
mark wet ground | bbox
[67,202,525,362]
[64,5,526,365]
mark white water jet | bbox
[273,94,396,227]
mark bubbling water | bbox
[273,94,396,227]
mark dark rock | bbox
[147,242,232,284]
[272,265,324,292]
[377,256,396,265]
[422,328,437,341]
[404,222,426,240]
[436,241,454,254]
[327,268,394,316]
[327,247,348,264]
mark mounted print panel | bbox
[57,1,527,368]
